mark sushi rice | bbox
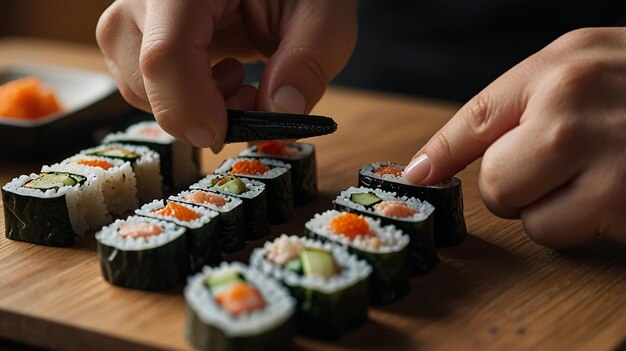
[334,186,434,222]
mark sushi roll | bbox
[43,155,138,216]
[304,210,410,305]
[359,161,468,247]
[239,141,317,206]
[96,216,188,291]
[334,186,439,275]
[170,189,246,253]
[250,235,371,339]
[2,172,108,246]
[191,174,270,240]
[215,158,293,224]
[103,121,200,190]
[185,262,296,351]
[81,143,163,204]
[136,200,222,272]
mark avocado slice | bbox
[350,192,382,207]
[24,172,86,190]
[206,269,246,294]
[301,248,339,279]
[283,257,303,274]
[213,176,247,195]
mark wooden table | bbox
[0,38,624,351]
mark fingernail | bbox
[272,85,305,114]
[403,154,431,184]
[185,128,214,148]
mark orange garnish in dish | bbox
[0,77,62,119]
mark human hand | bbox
[403,27,626,248]
[96,0,357,151]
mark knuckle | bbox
[139,32,176,79]
[461,92,496,144]
[479,157,512,208]
[550,28,607,52]
[286,45,331,93]
[551,60,609,96]
[95,5,123,52]
[541,118,580,156]
[430,131,454,161]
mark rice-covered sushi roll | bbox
[170,189,245,253]
[239,141,317,206]
[304,210,410,305]
[103,121,200,190]
[185,262,296,351]
[334,186,439,275]
[2,172,108,246]
[43,155,138,216]
[136,200,222,272]
[96,216,188,291]
[215,158,293,224]
[250,235,371,339]
[359,161,467,247]
[81,143,163,204]
[191,174,270,240]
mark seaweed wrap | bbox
[136,200,222,272]
[2,171,108,246]
[239,141,317,206]
[334,186,438,275]
[191,174,269,240]
[215,158,293,224]
[359,161,467,246]
[81,143,163,204]
[185,262,296,351]
[250,235,371,339]
[170,189,245,253]
[96,216,188,291]
[103,121,200,190]
[304,210,410,305]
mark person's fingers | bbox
[212,58,245,99]
[103,57,151,111]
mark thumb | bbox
[256,1,358,114]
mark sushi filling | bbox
[96,216,186,250]
[136,199,218,229]
[266,236,341,279]
[170,189,242,212]
[191,174,265,200]
[206,270,266,317]
[87,145,141,161]
[23,172,86,190]
[256,141,299,156]
[216,158,290,179]
[361,161,458,188]
[335,187,434,222]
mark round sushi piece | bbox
[136,200,222,272]
[96,215,188,291]
[185,262,296,351]
[103,121,200,190]
[170,189,246,253]
[43,155,138,216]
[334,186,439,275]
[304,210,410,305]
[250,235,371,339]
[215,157,293,224]
[2,171,108,246]
[239,141,317,206]
[359,161,467,247]
[81,143,163,204]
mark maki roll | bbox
[250,235,371,339]
[136,200,222,272]
[304,210,410,305]
[359,161,467,246]
[191,174,270,240]
[81,143,163,204]
[96,216,188,291]
[43,155,138,216]
[239,141,317,206]
[334,187,439,275]
[215,158,293,224]
[3,172,108,246]
[170,189,246,253]
[103,121,200,190]
[185,262,296,351]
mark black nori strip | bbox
[224,110,337,143]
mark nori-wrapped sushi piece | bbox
[185,262,296,351]
[250,235,371,339]
[136,200,222,273]
[304,211,410,305]
[96,216,188,291]
[333,186,439,275]
[215,158,293,224]
[170,190,246,253]
[191,174,270,240]
[239,141,317,206]
[359,161,467,246]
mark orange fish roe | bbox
[258,141,288,155]
[330,213,370,240]
[153,202,200,222]
[374,164,404,177]
[118,223,162,239]
[0,77,62,119]
[76,159,113,170]
[374,200,417,218]
[215,282,266,316]
[230,159,270,175]
[185,191,227,207]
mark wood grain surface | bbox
[0,38,624,351]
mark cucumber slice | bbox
[215,178,247,195]
[206,269,246,294]
[24,172,86,190]
[283,257,303,274]
[301,248,339,279]
[350,192,382,207]
[91,147,140,161]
